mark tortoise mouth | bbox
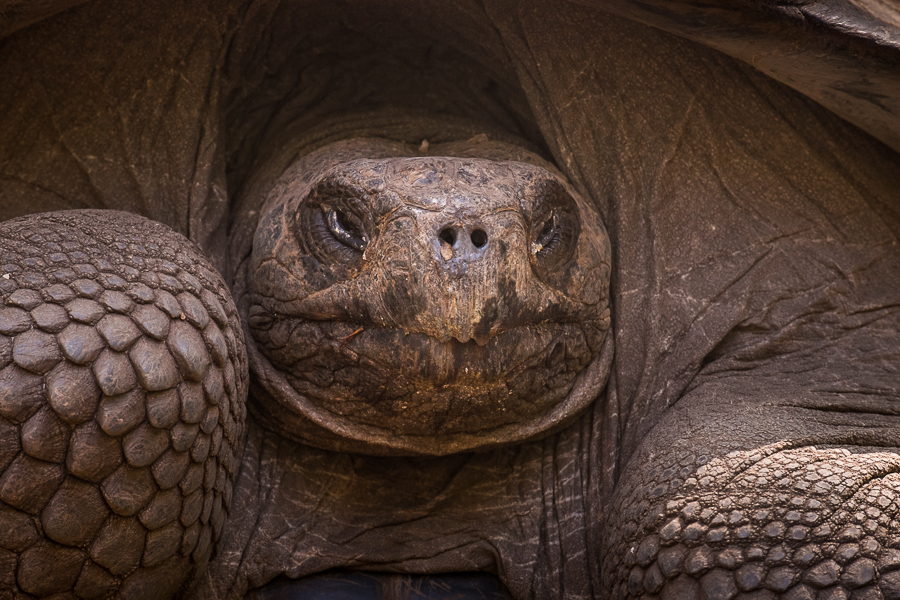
[243,310,613,455]
[248,308,608,437]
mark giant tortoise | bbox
[0,0,899,598]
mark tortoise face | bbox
[245,139,612,455]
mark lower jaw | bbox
[258,321,596,435]
[246,317,612,455]
[280,366,577,436]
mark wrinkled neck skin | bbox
[196,410,608,600]
[237,136,613,457]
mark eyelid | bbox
[324,205,368,251]
[532,211,557,254]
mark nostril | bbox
[439,228,457,246]
[471,229,488,248]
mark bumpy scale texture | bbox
[605,443,900,600]
[0,210,248,598]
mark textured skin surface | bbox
[603,390,900,600]
[607,445,900,600]
[0,0,899,599]
[0,211,248,597]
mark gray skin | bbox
[1,1,900,600]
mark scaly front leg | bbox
[604,382,900,600]
[0,210,247,598]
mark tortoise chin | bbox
[242,137,613,455]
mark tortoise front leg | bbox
[0,210,247,598]
[603,388,900,600]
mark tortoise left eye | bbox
[533,211,559,255]
[528,180,581,289]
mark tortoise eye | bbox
[326,207,367,251]
[531,200,575,265]
[532,211,560,256]
[528,180,580,288]
[296,178,372,269]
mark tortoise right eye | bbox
[299,202,369,266]
[325,207,367,252]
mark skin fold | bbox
[0,1,898,599]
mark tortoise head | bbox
[244,137,612,455]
